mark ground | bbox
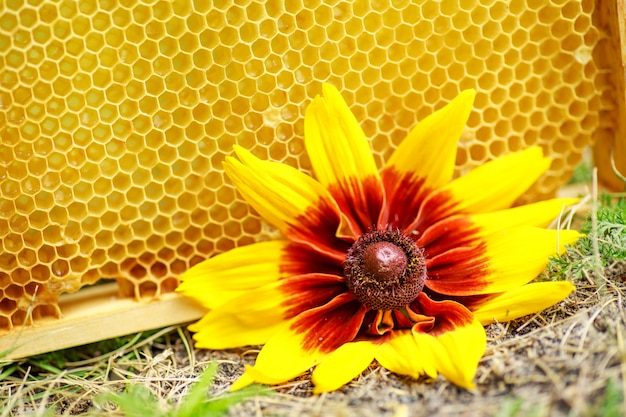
[1,274,624,417]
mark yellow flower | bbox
[177,84,580,393]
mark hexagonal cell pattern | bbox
[0,0,621,330]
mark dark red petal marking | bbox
[280,242,344,277]
[412,319,436,333]
[410,292,474,336]
[392,309,414,328]
[436,292,497,312]
[362,308,432,337]
[424,245,490,295]
[280,273,347,319]
[417,215,481,257]
[328,176,385,236]
[380,169,430,232]
[403,307,434,325]
[290,292,368,353]
[370,310,395,336]
[413,189,460,235]
[288,196,351,262]
[361,309,381,335]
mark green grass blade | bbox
[202,385,269,416]
[99,384,165,417]
[175,363,217,417]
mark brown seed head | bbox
[344,229,426,311]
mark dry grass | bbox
[1,188,625,416]
[2,282,625,417]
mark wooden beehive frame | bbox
[0,284,205,359]
[594,0,626,189]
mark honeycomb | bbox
[0,0,623,331]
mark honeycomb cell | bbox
[0,0,622,330]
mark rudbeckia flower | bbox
[177,84,580,393]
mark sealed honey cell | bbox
[0,0,624,331]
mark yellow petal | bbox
[230,372,255,391]
[231,324,324,388]
[176,240,288,309]
[304,83,384,233]
[417,198,579,256]
[312,341,377,393]
[304,83,379,188]
[385,89,476,189]
[375,331,438,380]
[224,145,342,246]
[472,281,575,325]
[191,311,285,350]
[189,281,288,349]
[470,198,580,234]
[417,318,486,389]
[425,226,581,296]
[480,227,581,293]
[415,147,551,229]
[192,272,346,350]
[445,146,550,213]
